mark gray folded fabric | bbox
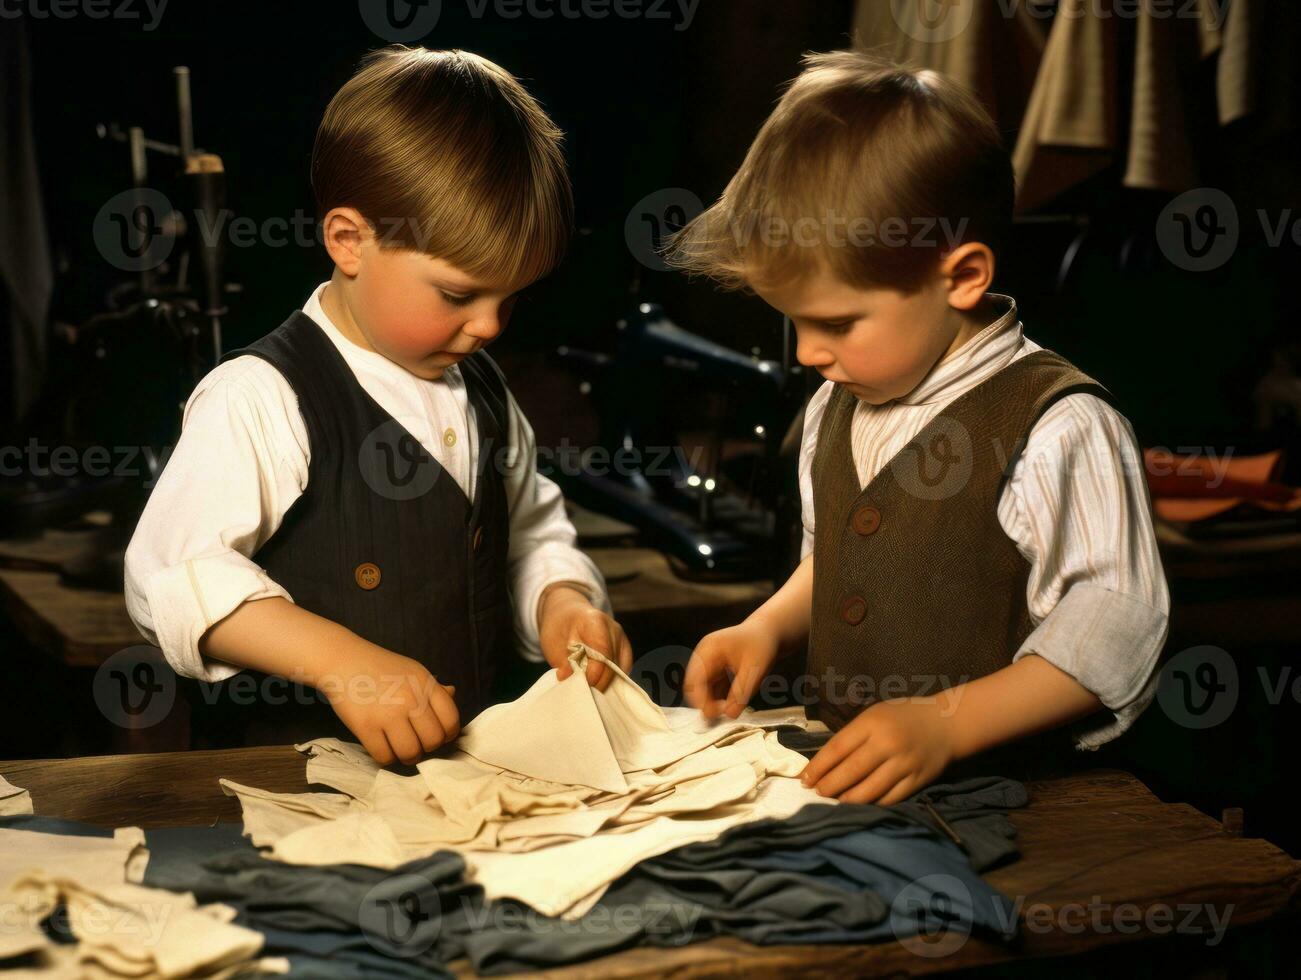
[461,776,1026,973]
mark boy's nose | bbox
[465,315,504,342]
[795,337,834,369]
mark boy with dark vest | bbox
[125,47,629,764]
[673,52,1169,803]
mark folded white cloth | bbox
[220,643,832,917]
[0,825,283,978]
[0,773,33,816]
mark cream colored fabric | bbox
[220,643,831,917]
[0,826,281,978]
[0,774,33,816]
[853,0,1048,135]
[1012,0,1227,210]
[854,0,1282,212]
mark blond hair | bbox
[312,46,573,286]
[664,50,1013,293]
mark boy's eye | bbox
[441,291,476,307]
[818,319,856,334]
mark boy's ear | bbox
[322,207,371,276]
[940,242,995,311]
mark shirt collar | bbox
[893,293,1024,407]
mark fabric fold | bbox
[219,642,828,916]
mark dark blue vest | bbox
[183,311,513,746]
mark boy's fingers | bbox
[357,728,394,768]
[683,646,723,714]
[815,742,888,799]
[723,656,766,718]
[861,771,917,807]
[800,727,863,785]
[836,756,907,805]
[384,721,424,767]
[616,635,634,673]
[408,697,447,753]
[430,685,461,742]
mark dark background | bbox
[2,1,1300,861]
[12,0,1297,452]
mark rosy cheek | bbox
[384,317,440,357]
[379,298,459,358]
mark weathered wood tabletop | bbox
[2,749,1297,977]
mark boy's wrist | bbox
[307,627,396,688]
[936,685,980,760]
[745,608,804,660]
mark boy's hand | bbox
[684,619,780,720]
[538,585,633,691]
[323,646,460,767]
[799,698,956,805]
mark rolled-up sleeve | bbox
[496,389,610,662]
[1001,393,1170,748]
[123,360,309,682]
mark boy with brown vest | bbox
[673,52,1169,804]
[126,47,629,764]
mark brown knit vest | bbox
[807,349,1113,733]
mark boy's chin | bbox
[841,381,890,405]
[410,363,448,380]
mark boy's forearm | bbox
[937,654,1104,759]
[198,596,378,689]
[745,554,814,657]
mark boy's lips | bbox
[433,348,475,361]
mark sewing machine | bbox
[0,67,233,591]
[553,302,808,581]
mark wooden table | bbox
[2,749,1297,977]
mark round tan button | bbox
[839,594,867,625]
[354,562,381,590]
[472,526,484,552]
[443,428,457,448]
[850,505,881,535]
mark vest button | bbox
[443,427,458,448]
[839,594,867,625]
[850,505,881,535]
[472,526,483,552]
[354,562,381,591]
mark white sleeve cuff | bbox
[512,544,610,663]
[141,554,293,682]
[1011,582,1168,749]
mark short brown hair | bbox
[664,50,1014,294]
[312,46,573,286]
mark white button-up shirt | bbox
[799,294,1169,748]
[125,282,609,682]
